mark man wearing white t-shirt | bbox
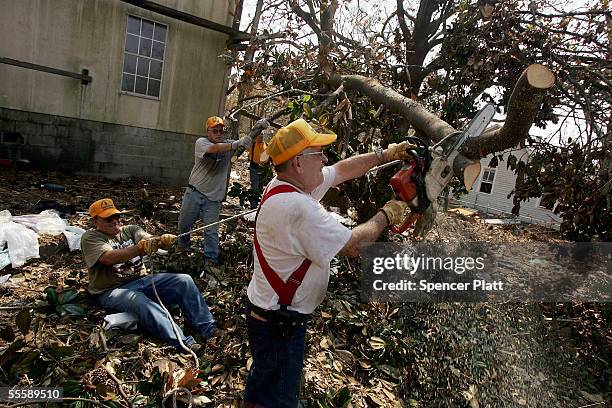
[244,118,415,407]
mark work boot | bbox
[195,328,226,349]
[206,328,226,347]
[199,260,222,279]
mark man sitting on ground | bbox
[81,198,220,353]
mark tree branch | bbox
[329,74,456,141]
[517,9,610,18]
[290,0,322,37]
[396,0,412,44]
[461,64,556,159]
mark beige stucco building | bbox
[0,0,244,184]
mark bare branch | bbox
[517,9,610,18]
[396,0,412,44]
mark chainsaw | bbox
[389,104,495,233]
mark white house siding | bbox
[456,148,562,228]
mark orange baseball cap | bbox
[205,116,225,130]
[89,198,123,218]
[261,118,337,165]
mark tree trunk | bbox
[231,0,265,139]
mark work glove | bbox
[159,234,177,250]
[231,135,252,150]
[380,200,409,226]
[138,236,161,255]
[255,118,270,130]
[384,141,417,162]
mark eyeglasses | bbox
[208,128,224,135]
[102,215,121,223]
[298,151,327,160]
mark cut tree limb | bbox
[331,64,554,160]
[453,154,482,191]
[460,64,556,159]
[329,74,456,142]
[329,64,555,191]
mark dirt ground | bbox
[0,162,609,407]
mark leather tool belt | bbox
[247,299,309,338]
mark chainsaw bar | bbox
[424,104,495,203]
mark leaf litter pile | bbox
[0,165,609,407]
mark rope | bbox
[175,208,257,239]
[143,256,199,368]
[366,159,402,175]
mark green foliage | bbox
[45,287,86,316]
[311,386,352,408]
[228,181,260,208]
[509,142,610,240]
[136,367,165,396]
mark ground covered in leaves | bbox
[0,165,610,407]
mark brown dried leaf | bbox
[211,373,226,387]
[367,392,385,406]
[334,349,355,364]
[177,367,202,389]
[320,336,332,349]
[15,308,31,335]
[369,336,386,350]
[152,358,175,375]
[358,359,372,369]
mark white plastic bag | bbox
[0,212,40,268]
[13,210,66,235]
[63,226,86,251]
[0,249,10,271]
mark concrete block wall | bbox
[0,107,198,186]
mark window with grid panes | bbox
[479,168,495,194]
[121,15,166,98]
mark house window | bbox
[479,168,495,194]
[121,15,167,98]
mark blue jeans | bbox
[249,163,263,209]
[178,187,221,262]
[98,273,216,349]
[244,302,309,408]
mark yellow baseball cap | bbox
[89,198,123,218]
[205,116,225,130]
[261,118,337,165]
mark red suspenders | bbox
[254,184,312,307]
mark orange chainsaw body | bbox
[389,163,418,203]
[389,159,424,233]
